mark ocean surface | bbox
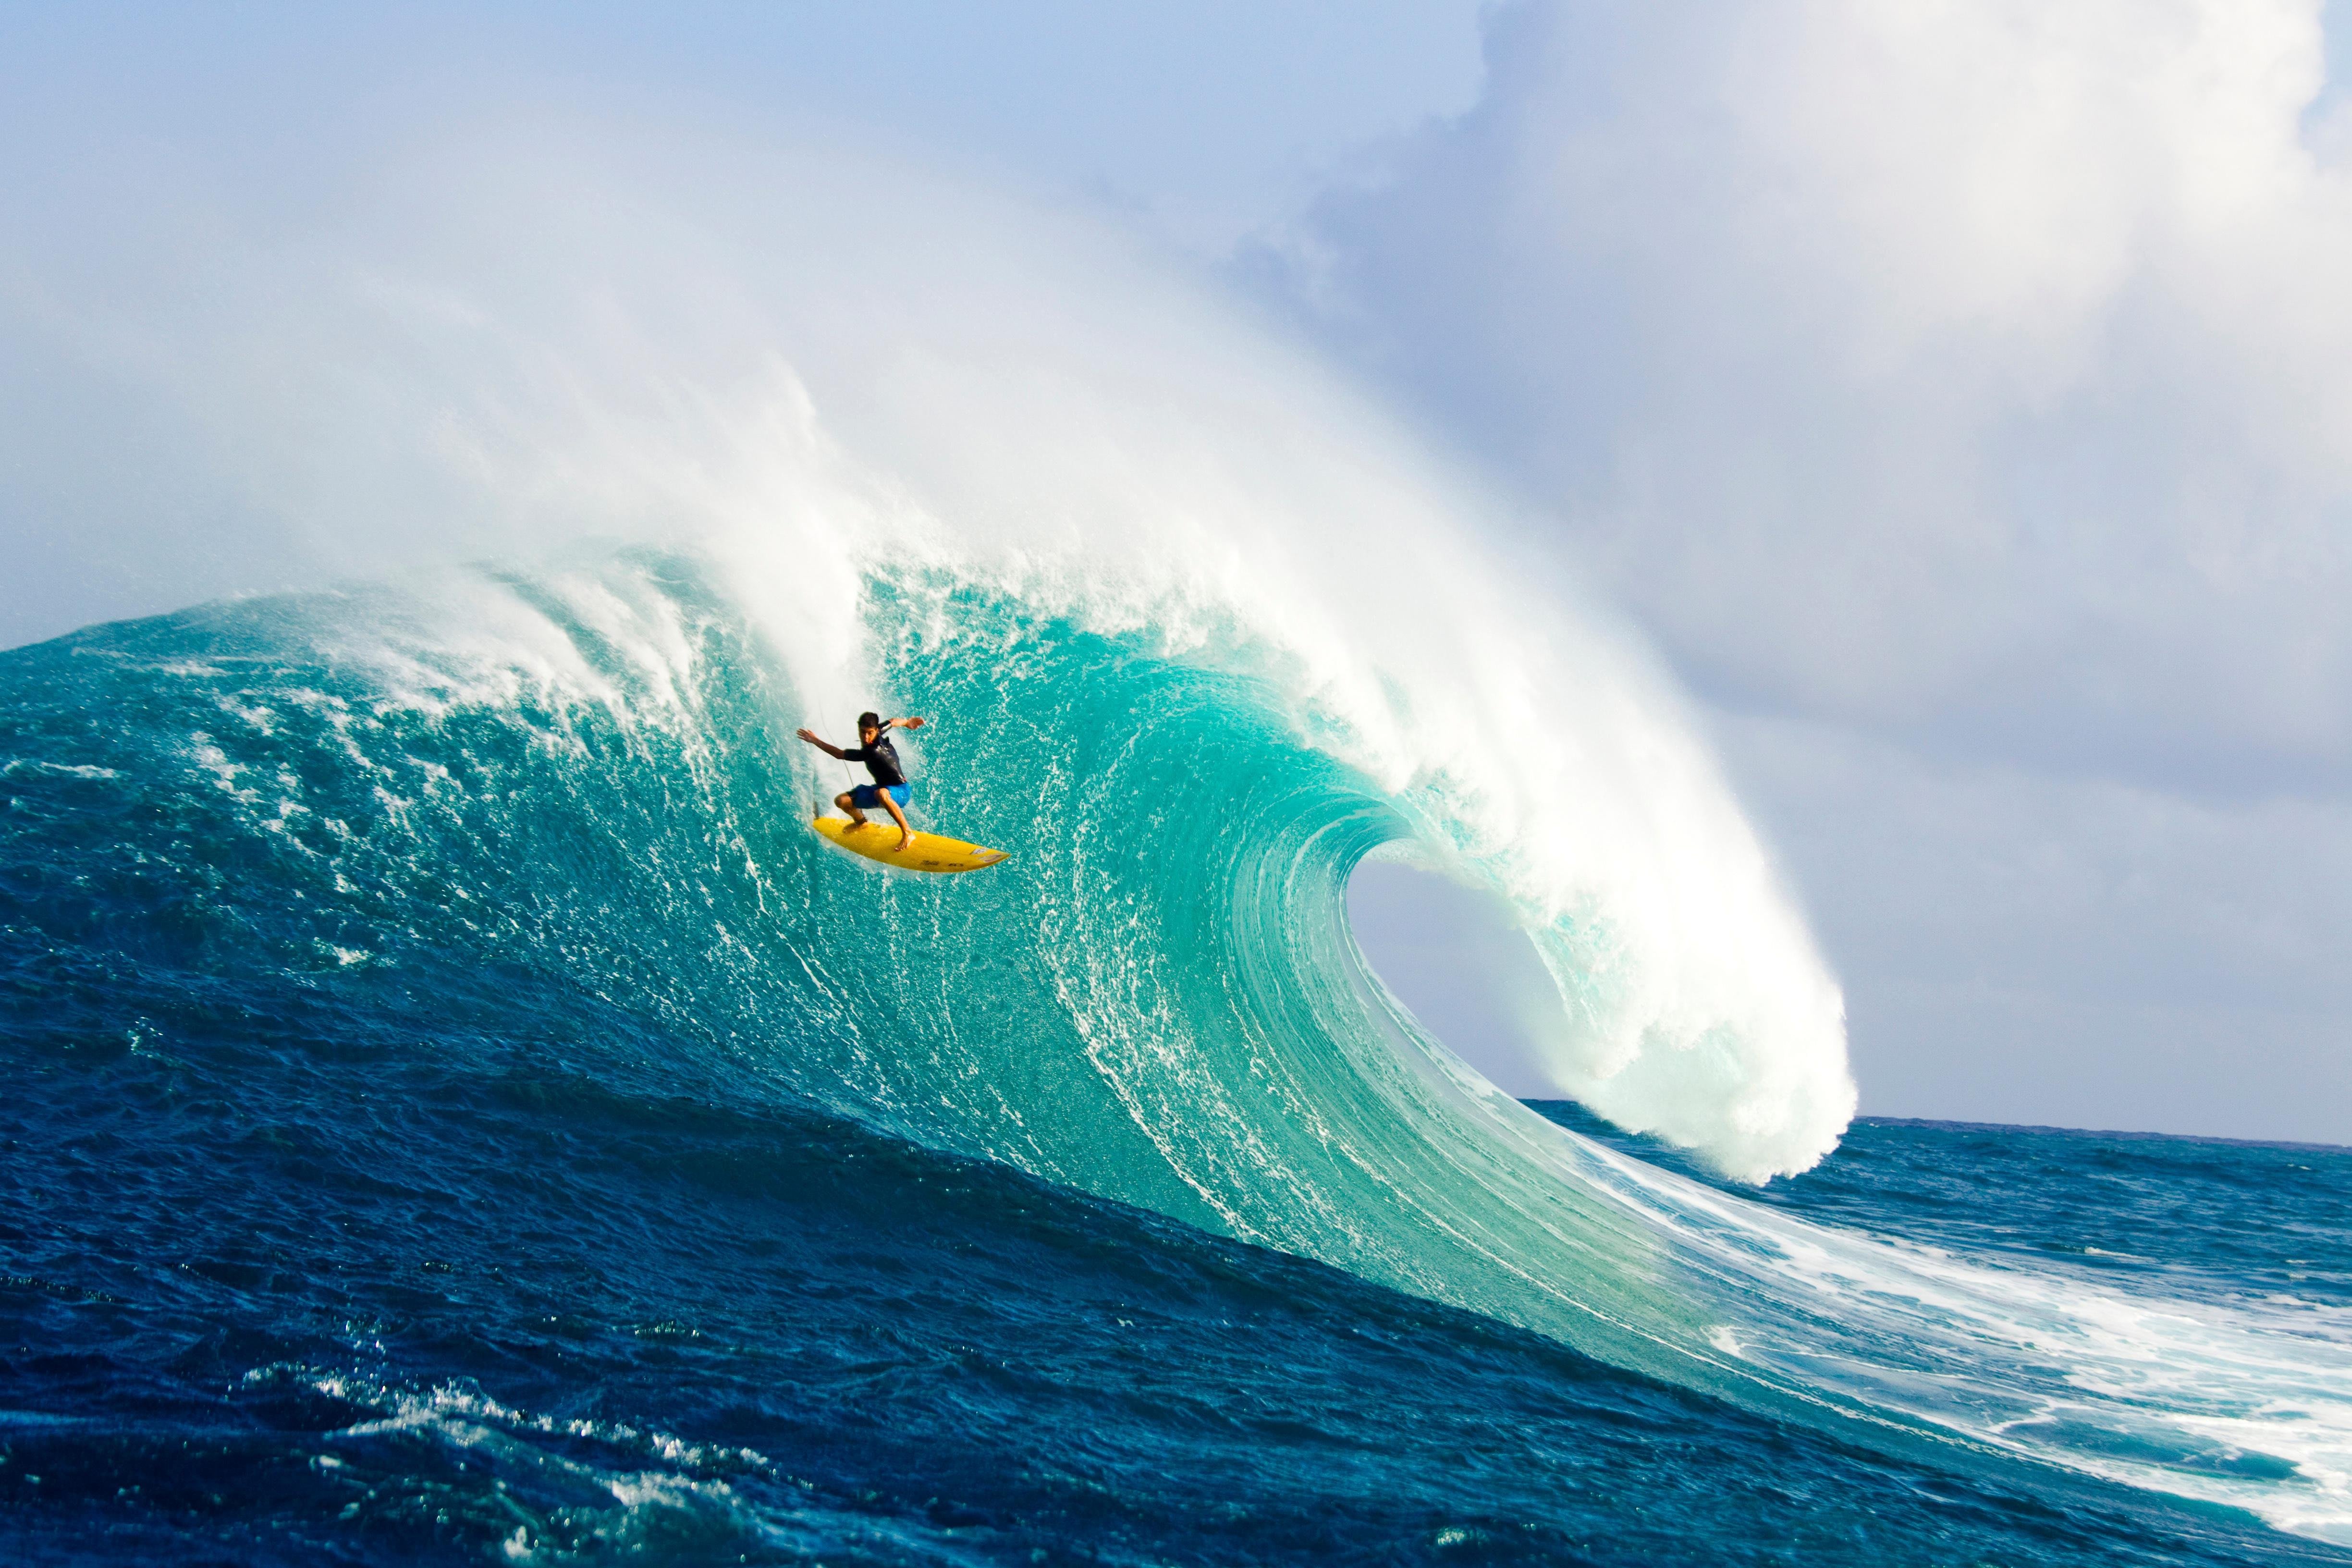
[6,553,2350,1566]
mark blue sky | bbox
[2,2,1486,254]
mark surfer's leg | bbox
[880,787,914,851]
[835,789,870,827]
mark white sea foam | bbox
[0,760,121,780]
[22,115,1856,1179]
[1541,1120,2352,1543]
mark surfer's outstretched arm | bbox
[795,727,845,758]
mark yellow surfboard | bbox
[810,815,1010,875]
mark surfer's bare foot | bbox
[896,833,915,852]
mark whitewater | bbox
[4,126,2350,1565]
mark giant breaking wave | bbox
[12,122,2349,1541]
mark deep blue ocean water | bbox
[6,560,2349,1566]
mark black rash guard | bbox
[840,728,906,788]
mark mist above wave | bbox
[0,107,1851,1178]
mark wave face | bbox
[0,552,1687,1350]
[5,551,2351,1564]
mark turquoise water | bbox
[4,549,2349,1564]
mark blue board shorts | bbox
[849,783,912,810]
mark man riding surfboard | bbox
[797,711,927,852]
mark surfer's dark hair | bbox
[857,711,882,730]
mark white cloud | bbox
[1273,0,2352,765]
[1269,0,2352,1138]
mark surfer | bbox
[798,711,927,852]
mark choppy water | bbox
[5,553,2349,1565]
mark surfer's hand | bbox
[898,716,926,730]
[795,728,819,744]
